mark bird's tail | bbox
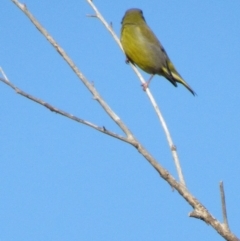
[162,62,196,96]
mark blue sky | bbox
[1,1,240,240]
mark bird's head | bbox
[121,8,146,25]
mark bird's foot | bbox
[141,82,149,91]
[141,75,154,91]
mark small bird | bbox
[120,8,196,95]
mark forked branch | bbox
[5,1,239,240]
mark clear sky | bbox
[1,1,240,240]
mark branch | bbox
[220,181,230,230]
[9,1,240,240]
[12,0,185,186]
[11,0,135,141]
[86,0,186,186]
[0,75,129,143]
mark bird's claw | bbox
[141,82,149,91]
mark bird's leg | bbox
[141,74,155,91]
[125,57,130,64]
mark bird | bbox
[120,8,196,95]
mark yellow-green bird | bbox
[121,8,196,95]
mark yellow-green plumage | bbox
[120,8,196,95]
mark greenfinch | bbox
[121,8,196,95]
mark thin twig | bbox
[220,181,230,230]
[86,0,186,185]
[146,88,185,185]
[0,76,129,143]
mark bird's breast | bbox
[121,24,165,74]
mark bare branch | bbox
[0,75,130,143]
[11,0,185,186]
[11,0,135,141]
[220,181,230,230]
[8,1,240,240]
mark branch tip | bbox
[219,181,230,230]
[0,67,10,83]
